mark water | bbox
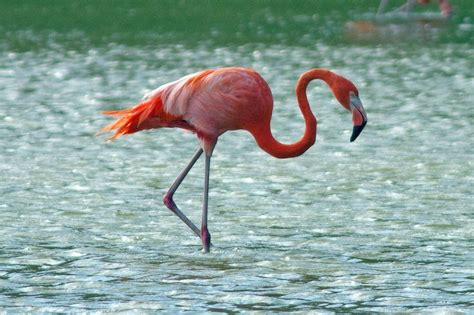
[1,1,473,312]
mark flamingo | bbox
[99,67,367,252]
[377,0,452,18]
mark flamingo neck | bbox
[252,69,336,159]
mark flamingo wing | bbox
[100,67,273,142]
[99,69,216,140]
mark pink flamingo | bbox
[378,0,452,17]
[100,67,367,252]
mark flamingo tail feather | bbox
[99,97,165,140]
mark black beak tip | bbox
[350,121,367,142]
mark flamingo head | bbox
[348,91,368,142]
[330,75,368,142]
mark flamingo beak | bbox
[349,94,367,142]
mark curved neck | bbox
[252,69,336,159]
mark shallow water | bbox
[1,1,473,313]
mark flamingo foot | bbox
[201,226,211,253]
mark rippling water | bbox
[1,1,473,312]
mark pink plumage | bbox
[100,67,367,252]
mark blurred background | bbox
[1,0,473,47]
[1,0,473,313]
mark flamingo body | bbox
[102,67,273,154]
[100,67,367,252]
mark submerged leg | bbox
[201,154,212,253]
[163,148,203,238]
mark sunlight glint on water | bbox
[1,3,473,312]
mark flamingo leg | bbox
[201,154,212,252]
[163,148,203,238]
